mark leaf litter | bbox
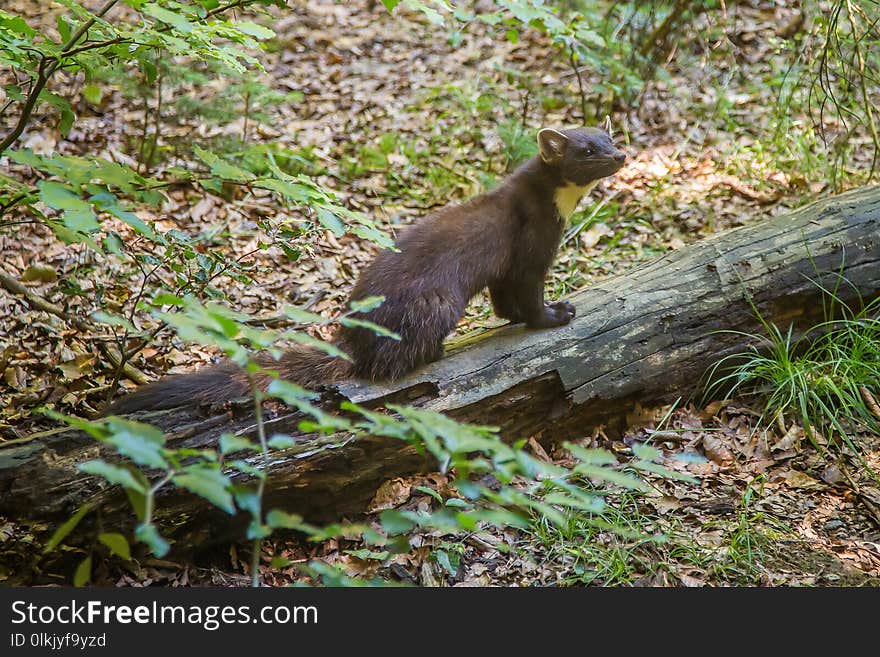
[0,0,877,585]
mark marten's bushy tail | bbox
[103,343,354,416]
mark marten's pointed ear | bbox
[537,129,569,164]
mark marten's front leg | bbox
[489,283,524,322]
[516,274,575,329]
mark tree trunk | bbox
[2,185,879,546]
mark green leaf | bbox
[270,556,295,568]
[228,460,267,479]
[415,485,443,503]
[173,466,235,514]
[79,460,147,494]
[73,556,92,587]
[633,460,699,484]
[346,548,390,561]
[379,509,415,534]
[572,464,651,492]
[255,178,311,203]
[267,434,296,449]
[282,305,326,324]
[631,443,661,461]
[1,12,36,38]
[219,433,258,455]
[152,293,185,306]
[39,91,75,136]
[193,145,254,181]
[350,223,394,249]
[381,0,400,11]
[340,316,400,340]
[38,180,85,210]
[235,21,275,39]
[266,509,307,531]
[56,15,71,42]
[433,549,457,576]
[289,332,352,361]
[404,0,445,25]
[82,84,102,105]
[91,311,136,332]
[43,503,93,554]
[565,443,618,465]
[233,486,261,517]
[124,484,148,523]
[103,419,168,469]
[8,148,45,169]
[91,192,159,240]
[135,522,170,557]
[574,26,606,49]
[315,207,345,235]
[38,181,99,233]
[143,3,194,33]
[62,206,100,233]
[247,519,271,540]
[541,492,605,512]
[98,533,131,560]
[349,296,385,313]
[209,308,241,338]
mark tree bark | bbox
[2,185,879,545]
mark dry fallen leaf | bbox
[20,264,58,283]
[702,434,735,466]
[367,477,412,513]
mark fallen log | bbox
[2,185,879,545]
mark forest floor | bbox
[1,0,878,586]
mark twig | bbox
[0,193,29,217]
[143,70,163,174]
[839,463,880,530]
[845,0,880,180]
[519,89,530,128]
[859,385,880,422]
[248,378,268,588]
[0,265,147,384]
[638,0,690,61]
[568,48,588,124]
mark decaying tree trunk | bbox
[2,185,879,546]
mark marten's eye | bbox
[584,147,594,156]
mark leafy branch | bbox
[0,0,269,155]
[0,0,120,154]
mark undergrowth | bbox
[706,278,880,469]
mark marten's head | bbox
[537,127,626,186]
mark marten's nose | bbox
[615,151,626,164]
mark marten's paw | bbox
[549,300,576,319]
[528,301,575,328]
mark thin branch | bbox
[0,192,29,217]
[568,48,587,125]
[63,36,129,59]
[638,0,690,60]
[845,0,879,180]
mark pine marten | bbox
[105,127,626,414]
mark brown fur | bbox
[104,127,625,415]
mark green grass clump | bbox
[707,284,880,455]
